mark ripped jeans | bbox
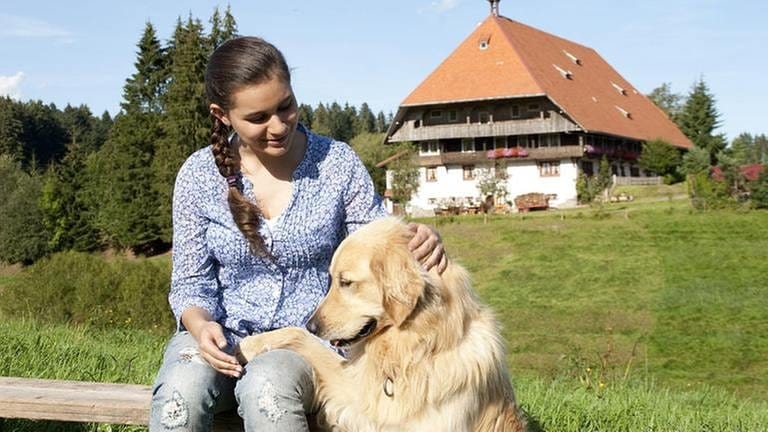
[149,331,314,431]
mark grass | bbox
[2,193,767,430]
[612,182,687,200]
[1,320,766,431]
[427,201,768,403]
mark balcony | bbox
[415,145,585,166]
[388,113,580,142]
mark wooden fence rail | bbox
[613,175,663,186]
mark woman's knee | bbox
[236,349,314,407]
[151,345,233,429]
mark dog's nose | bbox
[306,319,318,335]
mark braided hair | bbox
[205,37,291,257]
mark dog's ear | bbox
[371,239,426,327]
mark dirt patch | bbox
[0,263,23,276]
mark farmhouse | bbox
[381,0,692,215]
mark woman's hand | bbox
[196,321,243,378]
[182,307,243,378]
[407,222,448,274]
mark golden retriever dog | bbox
[237,217,526,431]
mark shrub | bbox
[746,168,768,209]
[687,172,733,210]
[1,251,174,332]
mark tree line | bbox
[629,79,767,209]
[0,7,397,265]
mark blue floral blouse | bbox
[169,125,387,345]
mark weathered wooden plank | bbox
[0,377,244,431]
[0,377,150,424]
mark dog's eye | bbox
[338,278,353,288]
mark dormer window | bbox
[615,106,632,119]
[553,64,573,79]
[611,81,627,95]
[478,34,491,50]
[563,50,581,65]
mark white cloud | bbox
[431,0,461,13]
[0,13,73,42]
[0,72,25,100]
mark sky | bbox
[1,0,766,141]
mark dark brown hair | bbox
[205,36,291,257]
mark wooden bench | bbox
[0,377,243,431]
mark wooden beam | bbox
[0,377,150,425]
[0,377,244,431]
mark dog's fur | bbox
[237,217,526,431]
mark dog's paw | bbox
[236,327,310,364]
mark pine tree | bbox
[355,103,376,135]
[312,103,332,136]
[729,133,753,165]
[85,23,167,253]
[0,155,49,263]
[298,103,314,129]
[0,97,25,161]
[755,134,768,164]
[325,102,354,142]
[39,140,102,252]
[18,101,68,168]
[208,7,223,52]
[222,5,238,40]
[678,78,727,164]
[153,16,210,241]
[86,112,164,253]
[59,104,103,154]
[123,22,167,114]
[375,111,388,133]
[208,6,238,53]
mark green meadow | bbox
[1,195,767,431]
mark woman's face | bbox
[213,76,300,159]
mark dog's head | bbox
[308,217,427,348]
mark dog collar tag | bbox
[383,377,394,398]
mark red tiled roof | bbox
[401,16,693,149]
[711,164,765,182]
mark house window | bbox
[476,137,493,151]
[461,138,475,153]
[426,166,437,182]
[540,134,560,148]
[478,111,490,124]
[527,103,540,113]
[430,110,443,119]
[494,136,507,149]
[511,105,520,118]
[463,165,476,180]
[538,160,560,177]
[420,141,439,155]
[447,110,458,121]
[528,135,539,148]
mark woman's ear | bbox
[209,104,231,126]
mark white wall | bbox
[503,159,579,208]
[389,158,579,214]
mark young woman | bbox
[149,36,446,431]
